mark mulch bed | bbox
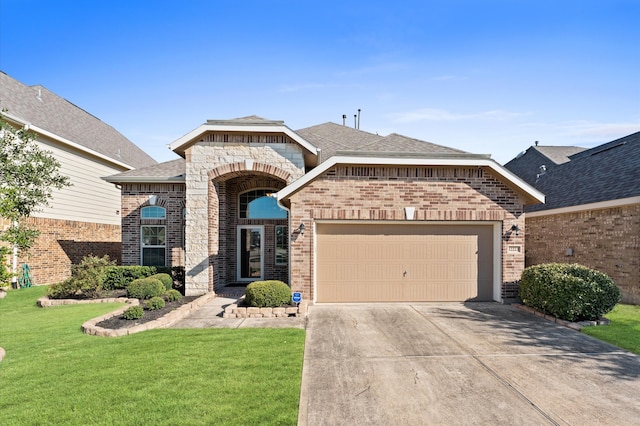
[96,296,198,330]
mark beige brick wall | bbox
[16,217,121,285]
[288,165,528,302]
[526,203,640,304]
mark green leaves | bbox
[0,107,71,254]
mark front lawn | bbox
[581,304,640,355]
[0,286,305,425]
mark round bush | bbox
[163,289,183,302]
[122,305,144,320]
[520,263,620,321]
[143,296,166,311]
[127,278,166,300]
[245,280,291,308]
[150,273,173,290]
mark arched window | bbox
[239,189,287,219]
[141,206,166,219]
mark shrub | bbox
[163,289,183,302]
[0,246,12,288]
[245,280,291,308]
[520,263,620,321]
[122,305,144,320]
[47,255,114,299]
[150,273,173,291]
[127,277,166,300]
[143,296,166,311]
[103,266,157,290]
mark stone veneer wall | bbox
[120,183,186,267]
[287,165,528,302]
[525,203,640,304]
[17,217,120,285]
[185,140,306,295]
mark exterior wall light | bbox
[510,224,520,236]
[298,223,305,235]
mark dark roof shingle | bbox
[0,71,156,169]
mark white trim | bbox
[277,155,545,204]
[313,220,502,303]
[140,225,167,267]
[236,225,265,282]
[3,112,135,170]
[526,196,640,217]
[102,175,185,184]
[169,123,319,156]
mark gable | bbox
[278,154,544,207]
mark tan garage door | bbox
[316,223,494,302]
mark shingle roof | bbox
[534,146,586,164]
[295,122,466,162]
[0,71,156,169]
[108,120,472,183]
[506,132,640,212]
[103,158,185,183]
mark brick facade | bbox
[287,165,528,302]
[525,203,640,304]
[17,217,120,285]
[120,183,186,268]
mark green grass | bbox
[582,304,640,355]
[0,286,305,425]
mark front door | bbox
[237,226,264,281]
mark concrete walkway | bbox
[299,302,640,426]
[169,295,306,329]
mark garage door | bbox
[316,223,494,302]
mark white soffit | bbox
[277,155,545,204]
[168,123,319,156]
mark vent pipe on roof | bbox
[357,108,361,129]
[535,141,539,146]
[354,114,357,128]
[342,114,346,126]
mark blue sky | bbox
[1,0,638,165]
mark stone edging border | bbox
[513,303,610,331]
[223,300,308,318]
[36,292,217,337]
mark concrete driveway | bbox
[299,303,640,425]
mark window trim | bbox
[275,225,288,265]
[140,225,166,266]
[141,205,166,219]
[238,188,287,219]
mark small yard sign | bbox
[292,292,302,304]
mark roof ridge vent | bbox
[590,141,626,156]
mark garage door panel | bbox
[317,224,494,303]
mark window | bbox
[141,226,166,266]
[275,225,288,265]
[239,189,287,219]
[141,206,166,219]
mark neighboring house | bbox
[105,116,544,303]
[505,132,640,304]
[0,72,156,284]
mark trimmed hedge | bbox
[103,266,157,290]
[245,280,291,308]
[520,263,620,321]
[127,278,166,300]
[150,273,173,290]
[163,289,183,302]
[122,305,144,320]
[143,296,166,311]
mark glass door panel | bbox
[237,226,264,281]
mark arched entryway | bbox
[206,162,292,293]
